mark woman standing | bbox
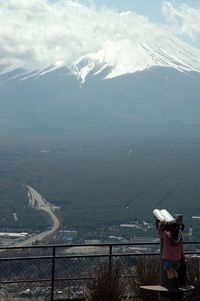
[158,221,184,289]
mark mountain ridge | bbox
[0,66,200,138]
[71,36,200,83]
[1,13,200,83]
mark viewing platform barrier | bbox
[0,241,199,300]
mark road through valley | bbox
[16,185,60,247]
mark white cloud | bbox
[0,0,161,72]
[162,1,200,39]
[0,0,200,75]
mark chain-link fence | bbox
[0,242,199,300]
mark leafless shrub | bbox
[131,256,160,301]
[85,261,126,301]
[185,257,200,300]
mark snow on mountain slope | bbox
[1,1,200,83]
[72,35,200,83]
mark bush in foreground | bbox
[131,256,160,300]
[85,261,126,301]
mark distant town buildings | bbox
[0,232,28,238]
[59,230,77,242]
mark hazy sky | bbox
[80,0,200,46]
[0,0,200,73]
[76,0,200,46]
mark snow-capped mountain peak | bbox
[1,0,200,83]
[71,35,200,83]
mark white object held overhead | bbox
[153,209,165,221]
[160,209,175,222]
[153,209,175,222]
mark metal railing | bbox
[0,241,199,300]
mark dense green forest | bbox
[1,126,200,239]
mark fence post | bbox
[51,246,56,301]
[109,244,112,272]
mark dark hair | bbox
[168,222,181,242]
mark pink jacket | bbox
[158,223,183,261]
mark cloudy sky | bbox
[0,0,200,73]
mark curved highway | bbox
[16,186,60,247]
